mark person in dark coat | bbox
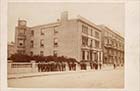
[113,63,116,69]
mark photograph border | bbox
[0,0,140,91]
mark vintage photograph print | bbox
[8,2,124,88]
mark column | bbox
[97,51,100,64]
[100,51,103,64]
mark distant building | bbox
[15,11,103,64]
[99,25,124,66]
[8,42,16,58]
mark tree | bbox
[10,53,31,62]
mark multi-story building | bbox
[15,11,103,64]
[99,25,124,66]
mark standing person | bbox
[38,61,41,72]
[113,63,116,69]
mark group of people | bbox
[37,62,66,72]
[37,62,78,72]
[68,63,77,71]
[37,62,104,72]
[80,62,102,70]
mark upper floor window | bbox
[18,39,24,46]
[31,30,34,36]
[30,51,33,56]
[40,28,45,35]
[30,40,34,48]
[82,25,88,34]
[40,39,44,47]
[95,40,100,48]
[54,27,58,34]
[104,38,108,45]
[90,39,93,47]
[40,51,44,56]
[95,31,99,39]
[53,50,57,57]
[19,28,25,34]
[54,38,58,47]
[82,36,88,47]
[90,29,93,36]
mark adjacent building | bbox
[99,25,124,66]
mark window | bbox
[82,25,88,34]
[53,50,57,56]
[40,51,44,56]
[82,36,88,46]
[30,51,33,56]
[95,31,99,38]
[40,39,44,47]
[54,38,58,47]
[18,39,24,46]
[104,38,108,45]
[90,50,93,60]
[94,53,98,62]
[31,30,34,36]
[90,39,93,47]
[82,50,85,60]
[95,40,99,48]
[87,51,89,60]
[41,28,45,35]
[19,28,25,34]
[54,27,58,34]
[91,29,93,36]
[30,40,34,48]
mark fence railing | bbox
[8,60,121,74]
[11,63,32,68]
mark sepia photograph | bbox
[7,2,125,88]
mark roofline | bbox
[99,25,124,39]
[77,15,102,32]
[30,22,61,29]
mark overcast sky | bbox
[8,2,124,43]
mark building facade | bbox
[15,11,103,64]
[99,25,124,66]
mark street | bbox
[8,68,124,88]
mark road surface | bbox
[8,68,124,88]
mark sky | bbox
[8,2,124,43]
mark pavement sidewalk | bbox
[8,66,123,79]
[8,70,89,79]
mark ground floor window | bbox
[82,50,85,60]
